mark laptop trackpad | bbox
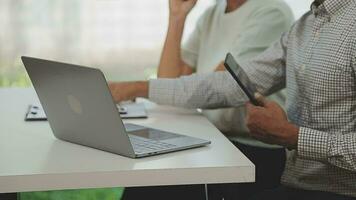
[129,128,181,141]
[124,123,147,132]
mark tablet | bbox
[224,53,261,106]
[25,103,147,121]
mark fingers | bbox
[214,62,226,72]
[245,102,256,116]
[246,101,264,111]
[254,92,267,106]
[245,102,263,128]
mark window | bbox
[0,0,310,87]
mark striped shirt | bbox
[148,0,356,197]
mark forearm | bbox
[158,16,186,78]
[298,127,356,172]
[109,81,148,102]
[133,81,149,99]
[152,31,290,108]
[149,71,247,109]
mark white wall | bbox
[284,0,313,19]
[0,0,314,85]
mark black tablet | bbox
[224,53,261,106]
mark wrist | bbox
[283,122,299,149]
[169,13,187,25]
[135,81,149,99]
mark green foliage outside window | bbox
[19,188,124,200]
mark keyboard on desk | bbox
[129,135,177,154]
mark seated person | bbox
[111,0,356,199]
[114,0,294,199]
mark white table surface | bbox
[0,88,254,193]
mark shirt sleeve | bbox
[148,31,290,109]
[298,127,356,172]
[353,32,356,80]
[149,71,247,109]
[238,30,289,96]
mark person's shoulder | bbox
[197,3,220,19]
[200,2,226,22]
[249,0,290,10]
[203,3,219,15]
[264,0,292,9]
[195,3,221,28]
[248,0,294,21]
[249,0,292,15]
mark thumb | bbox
[254,92,267,107]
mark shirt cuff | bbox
[148,78,176,105]
[297,127,329,162]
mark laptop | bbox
[22,56,210,158]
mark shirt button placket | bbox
[315,30,320,38]
[301,64,306,71]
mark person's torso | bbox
[282,0,356,196]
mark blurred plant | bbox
[0,58,31,87]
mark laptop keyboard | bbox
[129,135,177,154]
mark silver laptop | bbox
[22,56,210,158]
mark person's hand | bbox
[245,93,299,149]
[214,62,226,72]
[108,81,148,103]
[169,0,198,19]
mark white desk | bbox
[0,88,254,193]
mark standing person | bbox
[111,0,356,199]
[119,0,294,199]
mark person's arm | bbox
[245,94,356,172]
[110,28,290,108]
[150,71,247,109]
[149,31,290,109]
[157,0,196,78]
[297,127,356,172]
[245,35,356,171]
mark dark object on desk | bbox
[25,105,47,121]
[25,103,148,121]
[224,53,261,106]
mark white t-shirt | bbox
[181,0,294,148]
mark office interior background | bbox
[0,0,310,87]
